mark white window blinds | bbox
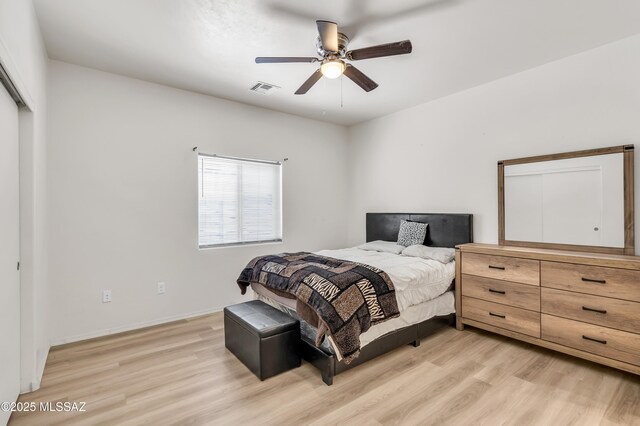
[198,154,282,248]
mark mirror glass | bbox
[504,153,624,248]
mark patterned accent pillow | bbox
[397,220,428,247]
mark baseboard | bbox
[50,306,225,347]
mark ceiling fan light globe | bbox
[320,60,345,79]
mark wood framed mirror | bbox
[498,145,635,255]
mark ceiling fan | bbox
[255,20,412,95]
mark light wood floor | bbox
[9,312,640,426]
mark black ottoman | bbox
[224,300,301,380]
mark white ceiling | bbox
[34,0,640,126]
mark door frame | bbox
[0,59,22,426]
[0,34,42,397]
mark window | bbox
[198,154,282,248]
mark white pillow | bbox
[357,240,405,255]
[402,245,455,263]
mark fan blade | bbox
[316,20,339,52]
[255,57,318,63]
[343,65,378,92]
[347,40,412,61]
[295,69,323,95]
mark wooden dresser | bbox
[455,243,640,375]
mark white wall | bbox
[346,35,640,252]
[46,32,640,348]
[47,61,349,344]
[0,0,50,392]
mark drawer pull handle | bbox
[489,289,506,295]
[582,335,607,345]
[581,277,606,284]
[489,312,506,319]
[488,265,506,271]
[582,306,607,314]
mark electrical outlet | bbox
[102,290,112,303]
[157,282,166,295]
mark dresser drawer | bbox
[541,261,640,303]
[541,288,640,334]
[462,253,540,286]
[462,274,540,311]
[542,314,640,366]
[462,297,540,338]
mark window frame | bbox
[197,153,283,249]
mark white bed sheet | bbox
[359,290,455,347]
[315,247,455,311]
[253,289,455,350]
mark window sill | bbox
[198,240,283,250]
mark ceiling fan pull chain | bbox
[340,74,343,108]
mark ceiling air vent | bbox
[250,81,280,95]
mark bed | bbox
[243,212,473,385]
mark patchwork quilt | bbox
[237,252,400,363]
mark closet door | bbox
[0,82,20,425]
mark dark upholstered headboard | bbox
[366,213,473,248]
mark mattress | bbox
[251,282,296,309]
[254,289,455,352]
